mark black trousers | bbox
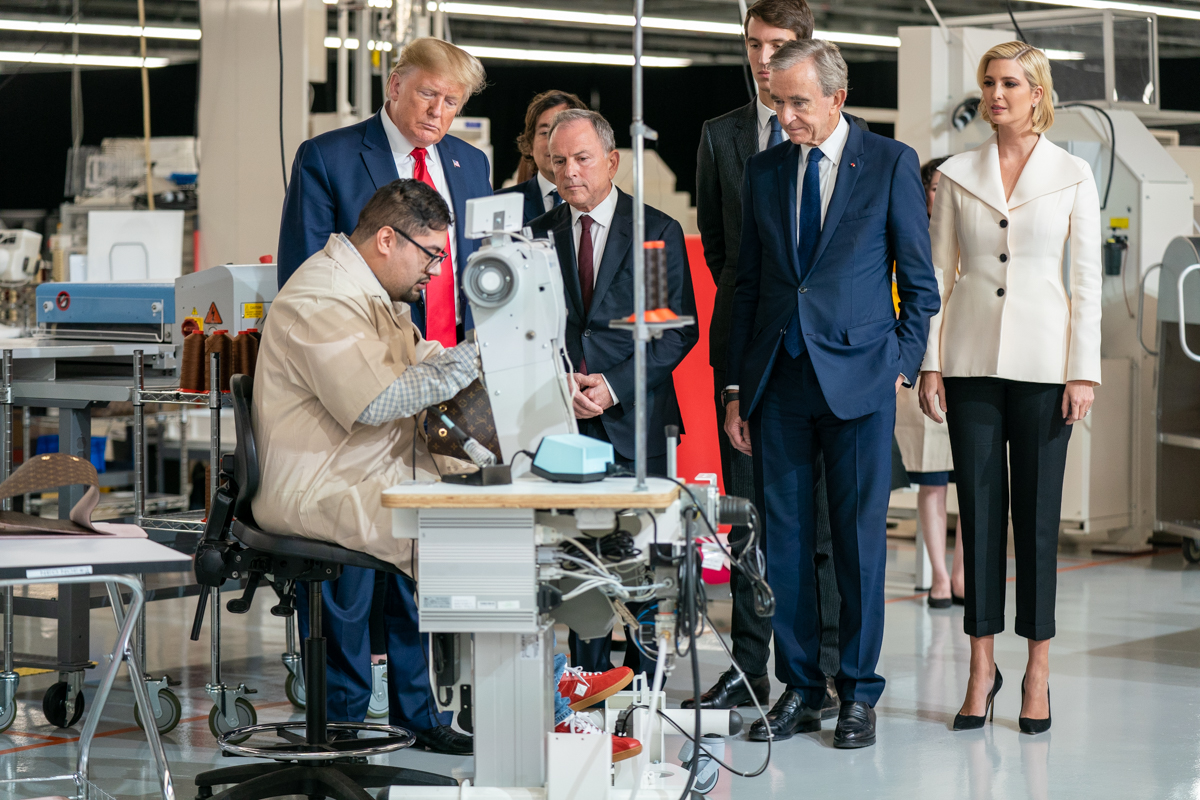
[714,368,839,678]
[944,377,1072,641]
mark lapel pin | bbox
[850,162,856,168]
[452,159,461,168]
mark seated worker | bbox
[529,109,698,678]
[254,178,641,760]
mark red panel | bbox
[673,234,723,492]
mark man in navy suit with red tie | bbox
[275,37,492,755]
[724,39,938,748]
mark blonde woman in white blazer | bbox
[917,42,1102,736]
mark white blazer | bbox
[921,134,1103,385]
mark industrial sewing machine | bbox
[382,195,761,800]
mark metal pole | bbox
[631,0,651,492]
[209,352,219,507]
[133,350,145,521]
[180,407,189,503]
[3,587,12,674]
[2,350,12,511]
[21,406,30,512]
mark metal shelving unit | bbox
[133,351,230,540]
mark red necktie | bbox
[410,147,456,347]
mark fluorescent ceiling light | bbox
[0,19,200,40]
[460,44,691,67]
[344,37,360,49]
[435,3,900,47]
[0,50,169,67]
[324,36,342,47]
[1024,0,1200,21]
[1044,48,1086,59]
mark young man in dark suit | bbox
[497,90,587,225]
[274,37,492,756]
[692,0,867,721]
[725,39,938,747]
[530,109,698,676]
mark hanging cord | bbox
[277,0,288,190]
[1007,0,1028,43]
[1056,103,1116,210]
[137,0,155,210]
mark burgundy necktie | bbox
[578,215,595,315]
[577,215,595,375]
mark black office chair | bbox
[190,374,457,800]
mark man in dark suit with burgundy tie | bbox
[530,108,697,676]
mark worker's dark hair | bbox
[744,0,814,41]
[351,179,450,245]
[921,156,950,194]
[515,90,588,175]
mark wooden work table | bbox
[381,474,681,510]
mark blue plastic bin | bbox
[34,435,107,473]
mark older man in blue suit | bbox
[724,39,938,748]
[276,37,491,756]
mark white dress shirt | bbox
[379,106,460,320]
[796,113,849,234]
[756,99,778,153]
[537,172,559,214]
[569,183,620,403]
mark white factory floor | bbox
[2,537,1199,800]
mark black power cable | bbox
[277,0,288,191]
[1057,103,1116,210]
[1006,0,1028,43]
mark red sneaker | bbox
[554,712,643,763]
[558,666,634,711]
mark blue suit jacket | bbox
[276,113,493,332]
[529,189,699,459]
[726,115,939,421]
[495,176,546,226]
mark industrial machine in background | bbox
[1152,237,1200,563]
[897,10,1198,555]
[175,264,277,341]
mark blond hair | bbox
[977,41,1055,134]
[389,37,486,97]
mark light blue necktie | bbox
[767,115,784,149]
[783,147,824,359]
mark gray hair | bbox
[548,109,617,154]
[769,39,848,97]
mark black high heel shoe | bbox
[1019,676,1052,734]
[953,666,1003,731]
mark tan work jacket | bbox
[251,234,442,574]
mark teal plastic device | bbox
[530,434,615,483]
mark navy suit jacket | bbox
[495,176,546,226]
[727,115,939,421]
[529,189,699,459]
[276,113,493,332]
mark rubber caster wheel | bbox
[0,699,15,733]
[285,672,306,709]
[43,682,85,728]
[134,687,183,735]
[208,697,256,744]
[1184,538,1200,564]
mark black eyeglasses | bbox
[389,225,448,269]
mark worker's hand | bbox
[918,370,947,424]
[1062,380,1096,425]
[580,373,615,412]
[571,373,606,419]
[724,400,752,456]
